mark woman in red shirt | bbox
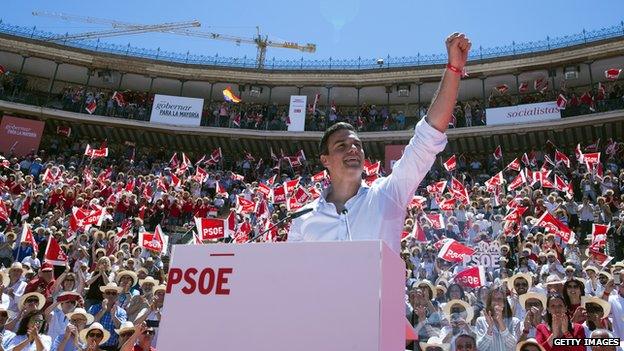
[562,279,585,323]
[535,293,585,351]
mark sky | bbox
[3,1,623,62]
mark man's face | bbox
[455,335,476,351]
[320,129,364,182]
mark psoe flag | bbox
[223,86,242,103]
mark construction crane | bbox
[32,11,316,69]
[49,21,201,41]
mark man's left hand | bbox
[446,33,472,70]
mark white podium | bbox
[158,241,405,351]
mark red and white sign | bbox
[533,211,574,244]
[485,101,561,126]
[195,218,227,241]
[438,240,475,263]
[139,225,168,254]
[44,236,68,266]
[454,266,486,289]
[20,223,38,253]
[384,145,406,174]
[443,155,456,172]
[0,116,45,157]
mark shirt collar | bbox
[317,180,370,209]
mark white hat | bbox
[99,282,122,294]
[66,307,95,325]
[79,322,111,345]
[19,292,46,311]
[442,299,474,323]
[419,336,450,351]
[114,321,135,335]
[519,292,547,310]
[115,270,138,287]
[138,276,159,287]
[581,296,611,319]
[507,273,533,292]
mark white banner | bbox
[287,95,307,132]
[486,101,561,126]
[150,94,204,127]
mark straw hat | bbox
[516,338,546,351]
[507,273,533,292]
[584,266,599,275]
[114,321,135,335]
[115,270,138,287]
[442,299,474,322]
[8,262,26,275]
[99,282,122,294]
[153,285,167,294]
[519,292,547,310]
[419,336,451,351]
[415,280,435,297]
[138,276,160,287]
[19,292,45,311]
[436,285,447,296]
[581,296,611,319]
[66,307,94,325]
[598,271,613,281]
[79,322,111,345]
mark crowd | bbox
[1,71,623,133]
[0,123,618,350]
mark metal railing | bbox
[0,20,623,70]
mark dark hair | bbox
[485,288,512,319]
[544,293,572,331]
[318,122,356,155]
[446,283,466,301]
[454,333,476,348]
[562,279,585,308]
[16,310,46,336]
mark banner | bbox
[486,101,561,126]
[467,241,501,268]
[438,240,475,263]
[384,145,406,174]
[150,94,204,127]
[454,266,486,289]
[0,116,45,157]
[287,95,307,132]
[195,218,226,241]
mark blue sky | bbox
[3,1,623,61]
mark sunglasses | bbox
[143,330,155,336]
[87,332,104,338]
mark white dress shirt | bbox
[288,118,447,253]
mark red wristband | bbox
[446,63,468,77]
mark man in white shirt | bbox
[289,33,472,253]
[603,271,624,342]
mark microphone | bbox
[341,208,352,241]
[289,207,313,219]
[245,207,313,243]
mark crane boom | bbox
[32,10,315,68]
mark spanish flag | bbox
[223,86,242,103]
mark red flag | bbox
[443,155,457,172]
[495,84,509,94]
[194,217,226,240]
[555,150,570,168]
[507,170,527,191]
[194,167,207,183]
[556,94,567,109]
[21,223,39,253]
[518,81,529,93]
[0,65,5,75]
[169,173,181,189]
[231,173,245,182]
[503,206,528,223]
[112,91,126,106]
[534,78,546,92]
[363,160,381,176]
[256,182,272,198]
[426,213,445,230]
[583,152,601,165]
[605,68,622,80]
[311,170,327,183]
[293,187,310,204]
[439,198,456,211]
[0,201,9,223]
[450,177,469,203]
[285,178,300,196]
[85,100,97,114]
[590,224,609,250]
[42,167,62,184]
[272,185,287,204]
[554,174,572,194]
[585,139,601,152]
[493,145,502,160]
[454,266,486,289]
[139,225,168,254]
[19,196,30,221]
[56,126,71,137]
[44,236,68,266]
[410,221,427,242]
[438,239,475,263]
[427,180,447,195]
[587,248,614,267]
[236,196,255,214]
[408,196,427,210]
[533,211,574,244]
[506,158,521,172]
[232,114,241,127]
[169,153,179,168]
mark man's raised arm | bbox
[426,32,472,133]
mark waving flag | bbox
[427,180,447,195]
[21,223,38,253]
[605,68,622,80]
[139,225,168,254]
[556,94,567,109]
[454,266,486,289]
[112,91,126,107]
[533,211,574,244]
[555,150,570,168]
[506,158,521,172]
[85,100,97,114]
[195,217,226,240]
[443,155,457,172]
[438,239,475,263]
[363,160,380,176]
[44,236,68,266]
[493,145,502,160]
[495,84,509,94]
[223,86,242,103]
[518,81,529,93]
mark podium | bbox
[158,241,405,351]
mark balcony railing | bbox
[0,20,623,70]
